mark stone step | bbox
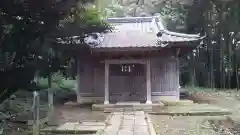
[40,122,105,134]
[104,108,152,113]
[92,103,164,111]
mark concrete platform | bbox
[92,102,164,112]
[41,122,105,134]
[150,103,232,116]
[159,100,194,106]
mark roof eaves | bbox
[163,30,201,38]
[154,16,203,39]
[93,44,162,49]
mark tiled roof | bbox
[85,16,202,49]
[92,18,160,48]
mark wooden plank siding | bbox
[76,56,180,103]
[150,57,180,101]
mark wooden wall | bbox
[76,55,180,103]
[151,57,180,101]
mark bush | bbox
[35,72,76,90]
[59,79,76,90]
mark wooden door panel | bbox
[109,63,146,102]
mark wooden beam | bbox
[105,59,147,64]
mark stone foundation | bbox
[77,96,104,104]
[152,95,180,102]
[77,95,180,104]
[92,102,164,112]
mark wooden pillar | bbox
[104,62,109,104]
[176,48,180,100]
[146,60,152,104]
[76,58,82,103]
[176,57,180,100]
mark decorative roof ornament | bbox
[84,33,104,47]
[157,30,164,37]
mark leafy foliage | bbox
[0,0,109,102]
[98,0,191,31]
[102,4,126,17]
[158,1,189,32]
[37,72,76,90]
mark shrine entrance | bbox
[109,63,146,103]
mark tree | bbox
[183,0,240,89]
[0,0,110,103]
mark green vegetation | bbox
[0,0,110,103]
[4,1,240,135]
[36,73,76,90]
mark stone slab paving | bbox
[56,122,104,130]
[103,110,151,135]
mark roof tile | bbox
[84,16,203,48]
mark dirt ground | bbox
[54,104,108,125]
[3,89,240,135]
[150,90,240,135]
[50,90,240,135]
[150,115,226,135]
[0,90,109,135]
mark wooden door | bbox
[109,63,146,102]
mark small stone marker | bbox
[33,91,40,135]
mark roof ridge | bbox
[106,16,155,19]
[106,16,159,23]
